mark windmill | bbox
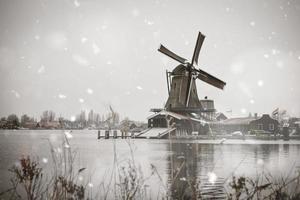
[158,31,226,117]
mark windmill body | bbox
[142,32,226,138]
[165,64,202,110]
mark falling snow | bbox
[131,8,140,17]
[144,19,154,25]
[136,86,143,90]
[11,90,20,98]
[74,0,80,7]
[42,158,48,163]
[257,80,264,87]
[64,143,70,148]
[81,37,87,43]
[257,159,264,166]
[241,108,247,114]
[37,65,45,74]
[34,35,40,40]
[86,88,93,94]
[58,94,67,99]
[88,183,93,188]
[92,43,100,55]
[70,116,76,122]
[207,172,217,184]
[72,54,89,66]
[64,131,73,139]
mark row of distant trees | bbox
[0,109,123,130]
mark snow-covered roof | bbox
[221,117,256,125]
[147,110,209,124]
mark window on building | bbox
[269,123,274,130]
[258,124,263,130]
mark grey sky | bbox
[0,0,300,121]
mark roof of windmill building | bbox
[147,110,208,124]
[221,117,256,125]
[147,110,188,120]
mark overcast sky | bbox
[0,0,300,121]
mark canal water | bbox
[1,130,300,198]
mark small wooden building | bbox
[145,110,210,138]
[213,114,279,135]
[249,114,279,134]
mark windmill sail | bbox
[197,69,226,90]
[191,32,205,66]
[158,44,187,64]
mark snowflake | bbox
[38,65,45,74]
[179,177,187,181]
[11,90,20,98]
[58,94,66,99]
[298,56,300,60]
[74,0,80,7]
[92,43,100,55]
[207,172,217,184]
[70,116,76,122]
[250,99,255,104]
[136,86,143,90]
[79,98,84,103]
[230,62,244,74]
[86,88,93,94]
[257,159,264,166]
[263,54,269,59]
[64,131,73,139]
[106,61,112,65]
[144,19,154,25]
[271,49,279,55]
[257,80,264,87]
[88,183,93,188]
[34,35,40,40]
[276,60,284,69]
[131,8,140,17]
[250,21,255,27]
[225,7,230,12]
[42,158,48,163]
[81,37,87,43]
[72,54,89,66]
[241,108,247,114]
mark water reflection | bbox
[164,141,300,199]
[166,142,228,199]
[1,130,300,198]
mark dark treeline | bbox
[0,110,146,131]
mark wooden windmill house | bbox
[139,32,226,138]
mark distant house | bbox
[23,122,38,129]
[249,114,279,134]
[214,114,279,135]
[217,117,256,134]
[215,112,228,121]
[40,121,62,129]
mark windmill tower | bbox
[159,32,226,119]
